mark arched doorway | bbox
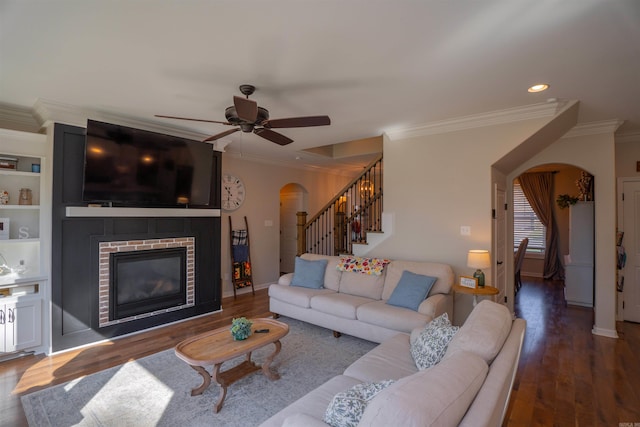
[279,183,308,274]
[513,163,594,306]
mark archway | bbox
[279,183,308,274]
[513,163,594,307]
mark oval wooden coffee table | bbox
[175,318,289,413]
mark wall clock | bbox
[222,173,246,211]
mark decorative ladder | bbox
[297,154,383,256]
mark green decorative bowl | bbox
[230,317,253,341]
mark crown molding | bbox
[32,98,221,147]
[384,101,565,141]
[0,103,41,133]
[562,119,625,139]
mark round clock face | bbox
[222,173,245,211]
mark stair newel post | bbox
[297,211,307,256]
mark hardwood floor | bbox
[505,277,640,426]
[1,279,638,426]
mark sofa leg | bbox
[333,331,342,338]
[272,313,280,319]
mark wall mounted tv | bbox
[83,120,214,207]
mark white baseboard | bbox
[591,326,619,339]
[222,282,270,299]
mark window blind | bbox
[513,182,546,253]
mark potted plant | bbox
[556,194,579,209]
[230,317,253,340]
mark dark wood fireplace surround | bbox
[51,124,222,352]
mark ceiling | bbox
[1,1,639,171]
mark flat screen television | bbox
[83,120,214,207]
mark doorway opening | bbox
[513,163,594,308]
[279,183,308,274]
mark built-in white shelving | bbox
[0,128,49,355]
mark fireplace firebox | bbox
[109,247,187,321]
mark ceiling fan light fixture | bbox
[528,83,549,93]
[156,84,329,145]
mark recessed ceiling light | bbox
[528,84,549,93]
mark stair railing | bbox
[297,154,383,256]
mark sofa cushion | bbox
[338,270,386,300]
[359,350,488,427]
[269,284,335,309]
[357,300,427,333]
[323,380,395,427]
[410,313,458,370]
[301,253,342,291]
[310,293,373,320]
[291,257,328,289]
[260,375,363,427]
[382,261,454,300]
[336,256,391,276]
[386,270,437,311]
[444,300,513,363]
[344,332,418,382]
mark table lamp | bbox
[467,250,491,288]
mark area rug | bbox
[21,317,377,427]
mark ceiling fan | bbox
[156,84,331,146]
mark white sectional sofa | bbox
[260,300,526,427]
[269,253,455,343]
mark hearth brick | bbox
[98,237,196,328]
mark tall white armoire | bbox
[564,201,594,307]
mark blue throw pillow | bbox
[386,270,437,311]
[290,257,328,289]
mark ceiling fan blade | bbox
[233,96,258,122]
[263,115,331,128]
[155,114,231,125]
[203,128,240,142]
[254,128,293,146]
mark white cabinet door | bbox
[0,306,7,352]
[2,298,42,352]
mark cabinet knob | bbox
[497,261,504,265]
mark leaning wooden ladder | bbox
[229,216,255,298]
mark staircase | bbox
[297,154,384,256]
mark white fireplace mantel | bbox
[66,206,221,218]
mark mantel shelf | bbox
[66,206,221,218]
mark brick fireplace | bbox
[98,237,195,328]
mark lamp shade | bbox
[467,250,491,269]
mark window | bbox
[513,182,546,253]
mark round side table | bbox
[453,284,499,306]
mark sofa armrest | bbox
[417,293,451,320]
[278,273,294,286]
[282,413,328,427]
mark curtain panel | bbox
[518,172,564,280]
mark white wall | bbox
[376,116,552,323]
[221,154,352,296]
[615,140,640,177]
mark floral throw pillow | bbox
[410,313,459,370]
[324,380,395,427]
[336,256,391,276]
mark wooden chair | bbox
[514,238,529,293]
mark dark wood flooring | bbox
[505,277,640,426]
[1,278,639,426]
